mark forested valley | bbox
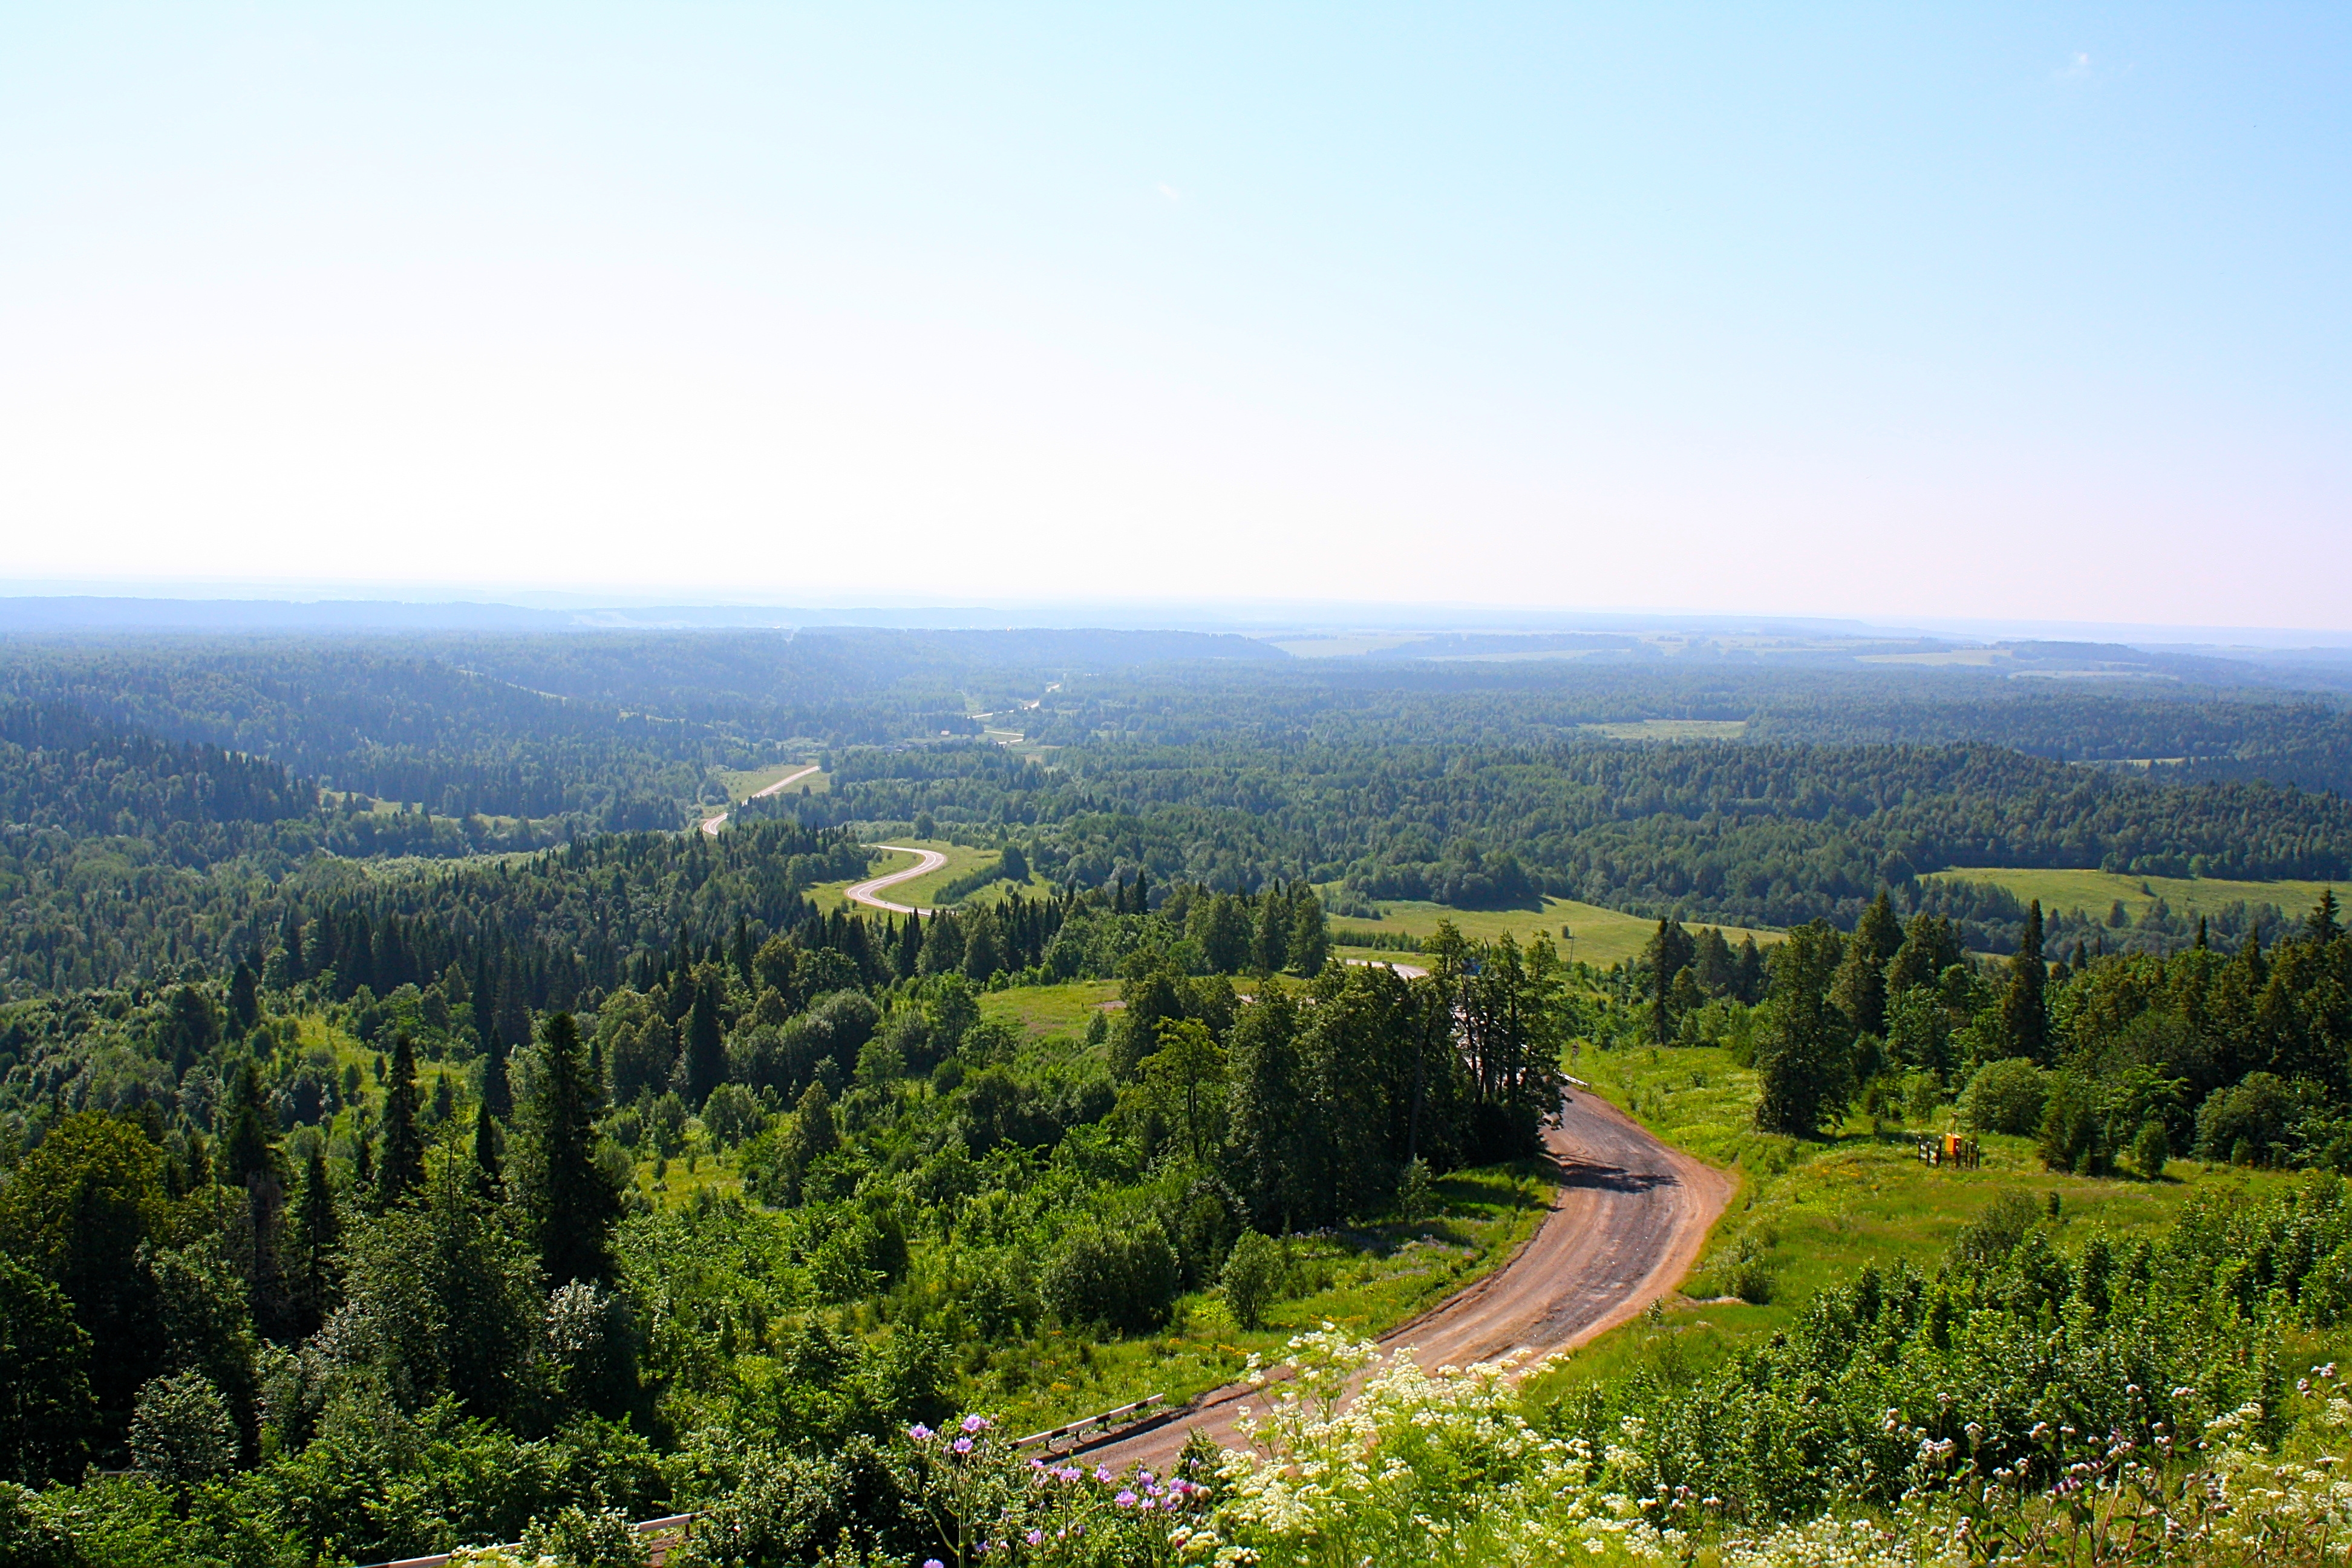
[5,629,2352,1566]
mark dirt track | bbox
[699,762,821,837]
[843,843,949,915]
[1079,1090,1733,1470]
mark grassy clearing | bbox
[716,761,828,800]
[1260,635,1429,658]
[633,1145,749,1212]
[289,1012,472,1119]
[1526,1040,2335,1402]
[1582,719,1749,741]
[967,1163,1552,1433]
[1922,866,2343,924]
[1331,895,1775,969]
[979,981,1122,1044]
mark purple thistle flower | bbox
[1115,1489,1138,1507]
[953,1436,974,1454]
[909,1425,934,1442]
[962,1414,990,1433]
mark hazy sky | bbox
[2,5,2347,625]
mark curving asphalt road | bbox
[1079,1089,1733,1471]
[699,763,822,837]
[843,843,950,915]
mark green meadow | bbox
[1924,865,2344,923]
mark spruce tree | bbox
[482,1028,513,1122]
[219,1057,275,1188]
[682,978,725,1107]
[471,1102,504,1203]
[1829,892,1901,1040]
[1252,886,1292,975]
[1286,887,1329,975]
[377,1034,426,1207]
[226,961,260,1037]
[1752,921,1853,1137]
[289,1146,340,1336]
[1999,900,2049,1062]
[494,974,532,1056]
[522,1013,621,1286]
[2310,889,2342,943]
[1644,918,1697,1044]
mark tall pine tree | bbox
[1999,900,2050,1062]
[289,1146,340,1337]
[521,1013,621,1286]
[377,1034,426,1207]
[471,1102,505,1203]
[682,973,725,1108]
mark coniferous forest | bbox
[5,627,2352,1566]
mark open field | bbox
[1924,866,2344,924]
[1331,894,1776,969]
[1582,718,1748,740]
[979,980,1122,1042]
[1524,1040,2348,1402]
[715,761,829,800]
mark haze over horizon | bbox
[4,5,2347,629]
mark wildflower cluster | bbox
[1180,1332,2352,1568]
[892,1411,1206,1567]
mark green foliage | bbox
[0,1256,96,1486]
[1964,1057,2050,1135]
[126,1371,235,1488]
[1751,921,1853,1137]
[1220,1230,1280,1331]
[520,1013,621,1287]
[1042,1221,1180,1335]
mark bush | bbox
[1042,1220,1180,1335]
[2037,1072,2106,1175]
[700,1082,765,1148]
[1222,1230,1281,1330]
[1962,1057,2047,1135]
[1722,1253,1777,1305]
[127,1371,235,1487]
[520,1504,649,1568]
[2197,1072,2305,1166]
[2131,1116,2170,1180]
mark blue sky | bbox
[2,5,2346,625]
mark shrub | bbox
[1042,1220,1180,1335]
[1962,1057,2047,1135]
[1221,1231,1281,1330]
[2037,1071,2106,1174]
[2197,1072,2305,1166]
[1722,1253,1777,1305]
[700,1082,765,1148]
[519,1504,648,1568]
[2132,1116,2170,1180]
[127,1371,234,1487]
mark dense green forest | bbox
[5,629,2352,1564]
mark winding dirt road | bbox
[699,763,821,837]
[843,843,950,915]
[1079,1091,1733,1470]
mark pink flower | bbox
[925,1561,945,1568]
[1115,1489,1138,1507]
[1094,1466,1112,1484]
[909,1425,934,1442]
[1026,1530,1044,1546]
[953,1436,973,1454]
[962,1414,990,1433]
